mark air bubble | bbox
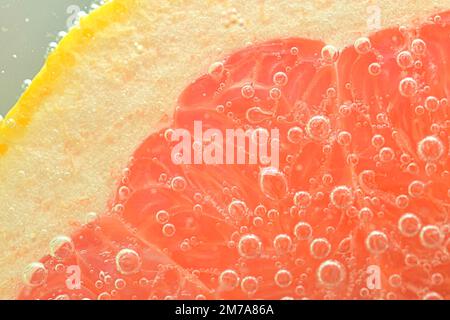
[431,273,444,286]
[293,191,312,208]
[354,37,371,54]
[310,238,331,259]
[411,38,427,55]
[84,211,98,224]
[287,126,304,143]
[396,51,413,68]
[405,254,419,266]
[399,77,417,97]
[321,45,339,64]
[388,274,402,288]
[424,96,439,112]
[240,276,258,295]
[330,185,353,208]
[115,248,142,275]
[216,104,225,113]
[273,234,293,254]
[241,84,255,99]
[407,162,420,174]
[365,231,389,254]
[317,260,345,287]
[408,180,425,198]
[273,71,288,86]
[290,47,299,55]
[254,204,266,217]
[164,128,174,141]
[115,278,126,290]
[420,225,444,248]
[180,240,191,252]
[219,269,240,291]
[23,262,48,287]
[417,136,444,162]
[358,207,373,222]
[295,285,305,296]
[371,134,385,148]
[228,200,248,220]
[422,292,443,300]
[379,147,395,162]
[368,62,381,76]
[294,222,313,240]
[338,237,352,253]
[398,213,421,237]
[274,269,293,288]
[425,163,437,176]
[21,79,32,90]
[238,234,262,258]
[171,176,187,192]
[327,86,337,97]
[253,216,264,227]
[208,61,224,79]
[97,292,111,300]
[49,235,75,259]
[306,115,331,141]
[269,87,282,100]
[156,210,170,224]
[337,131,352,146]
[259,167,288,200]
[162,223,176,237]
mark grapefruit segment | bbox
[17,15,450,299]
[19,215,211,300]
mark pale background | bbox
[0,0,93,116]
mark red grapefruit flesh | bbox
[19,13,449,300]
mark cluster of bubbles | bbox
[204,32,448,299]
[23,235,75,287]
[21,21,449,300]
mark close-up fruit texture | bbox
[0,0,449,301]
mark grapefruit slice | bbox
[1,0,449,299]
